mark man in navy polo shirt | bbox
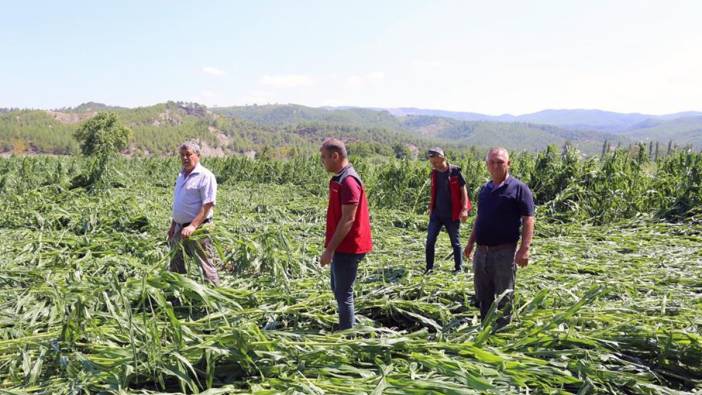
[319,138,373,330]
[464,147,534,328]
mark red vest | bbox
[325,166,373,254]
[430,164,472,221]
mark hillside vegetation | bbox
[1,103,700,156]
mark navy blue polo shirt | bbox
[475,175,534,246]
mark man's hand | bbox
[459,209,469,223]
[180,225,197,239]
[515,246,530,267]
[463,242,474,259]
[320,249,334,267]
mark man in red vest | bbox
[426,147,471,274]
[320,138,373,330]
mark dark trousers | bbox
[168,223,220,286]
[330,252,365,330]
[473,245,517,328]
[425,214,463,271]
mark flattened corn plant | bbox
[0,150,700,394]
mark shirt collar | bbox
[181,163,203,177]
[488,174,511,189]
[336,164,351,177]
[435,162,450,173]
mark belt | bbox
[177,217,212,227]
[476,243,517,253]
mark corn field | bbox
[0,149,701,394]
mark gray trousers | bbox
[473,244,517,328]
[168,223,220,286]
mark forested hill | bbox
[1,102,699,157]
[211,104,401,130]
[0,102,435,158]
[620,116,702,149]
[211,105,632,154]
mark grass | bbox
[0,154,700,394]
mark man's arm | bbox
[459,185,469,222]
[515,215,534,267]
[320,203,358,266]
[463,214,478,258]
[427,183,433,216]
[180,202,214,239]
[427,172,433,216]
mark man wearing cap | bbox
[167,141,221,285]
[464,147,534,328]
[320,138,373,330]
[425,147,471,274]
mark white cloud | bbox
[259,74,315,88]
[202,66,226,77]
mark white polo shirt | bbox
[172,163,217,224]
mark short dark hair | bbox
[320,138,347,158]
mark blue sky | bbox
[1,0,701,114]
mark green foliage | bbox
[212,104,402,129]
[3,103,701,157]
[72,112,132,190]
[392,143,413,159]
[74,112,132,157]
[402,115,632,154]
[0,153,700,393]
[623,115,702,150]
[0,110,78,154]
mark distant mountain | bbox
[514,109,650,132]
[399,115,629,153]
[655,111,702,121]
[215,105,629,154]
[57,102,127,113]
[212,104,401,130]
[386,107,702,133]
[1,102,699,156]
[1,102,269,155]
[0,102,435,157]
[621,116,702,149]
[386,107,502,122]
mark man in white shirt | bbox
[167,142,220,285]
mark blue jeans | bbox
[330,252,365,330]
[425,213,463,271]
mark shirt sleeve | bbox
[340,177,362,205]
[518,184,535,216]
[199,173,217,205]
[457,170,467,187]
